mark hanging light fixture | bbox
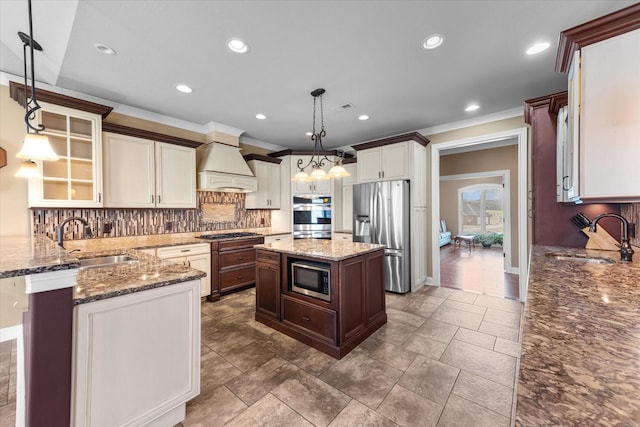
[15,0,59,168]
[292,88,350,182]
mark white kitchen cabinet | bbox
[28,103,103,207]
[356,143,408,183]
[156,243,211,297]
[577,29,640,200]
[332,232,352,241]
[72,279,200,427]
[411,143,427,207]
[411,207,427,290]
[340,163,357,186]
[556,105,577,203]
[342,185,353,232]
[562,29,640,201]
[103,133,196,208]
[291,155,333,195]
[245,158,281,209]
[264,233,292,244]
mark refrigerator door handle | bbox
[384,249,403,257]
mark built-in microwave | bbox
[290,260,331,302]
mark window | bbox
[458,184,504,235]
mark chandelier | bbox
[292,88,350,182]
[15,0,58,178]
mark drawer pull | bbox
[181,249,190,252]
[237,257,244,260]
[303,315,310,322]
[237,275,243,279]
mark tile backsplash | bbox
[621,203,640,248]
[33,191,271,241]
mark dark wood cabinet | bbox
[255,248,386,359]
[207,236,264,301]
[255,249,280,319]
[282,295,337,343]
[525,94,622,247]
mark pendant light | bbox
[15,0,59,171]
[292,88,350,182]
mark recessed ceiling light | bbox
[465,104,480,112]
[358,115,370,121]
[422,34,444,50]
[526,41,551,55]
[94,43,116,55]
[175,84,193,93]
[255,113,267,120]
[227,38,249,54]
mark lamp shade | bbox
[310,167,327,180]
[292,170,309,182]
[328,164,350,178]
[14,160,40,178]
[16,133,59,161]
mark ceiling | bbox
[0,1,634,150]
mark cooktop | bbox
[197,232,261,241]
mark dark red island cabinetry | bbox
[255,241,386,359]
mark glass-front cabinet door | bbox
[28,103,102,207]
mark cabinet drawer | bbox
[218,237,263,252]
[256,250,280,266]
[219,265,256,290]
[156,243,210,259]
[282,296,336,343]
[220,248,256,269]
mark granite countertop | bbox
[255,239,385,261]
[72,248,205,304]
[0,235,79,278]
[1,229,288,303]
[516,245,640,425]
[64,227,289,252]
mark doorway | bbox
[430,128,529,302]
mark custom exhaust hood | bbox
[196,142,257,193]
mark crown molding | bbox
[556,3,640,73]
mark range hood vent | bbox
[196,142,257,192]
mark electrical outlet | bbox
[102,223,112,234]
[165,221,173,231]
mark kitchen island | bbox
[517,245,640,424]
[253,239,387,359]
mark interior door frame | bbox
[441,170,511,272]
[429,127,529,302]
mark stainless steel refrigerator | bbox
[353,180,410,293]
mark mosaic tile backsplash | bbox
[621,203,640,248]
[33,191,271,241]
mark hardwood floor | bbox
[439,244,519,300]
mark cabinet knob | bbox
[302,315,310,322]
[237,257,244,260]
[237,275,243,279]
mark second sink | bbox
[545,252,615,264]
[78,255,140,270]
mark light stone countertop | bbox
[0,228,289,303]
[64,227,289,252]
[71,248,205,304]
[254,239,385,261]
[516,245,640,424]
[0,235,79,278]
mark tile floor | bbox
[0,285,523,427]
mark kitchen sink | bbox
[545,252,615,264]
[78,255,140,270]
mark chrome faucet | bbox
[589,213,634,262]
[57,216,92,248]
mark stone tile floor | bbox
[0,285,523,427]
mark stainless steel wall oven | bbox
[292,196,331,239]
